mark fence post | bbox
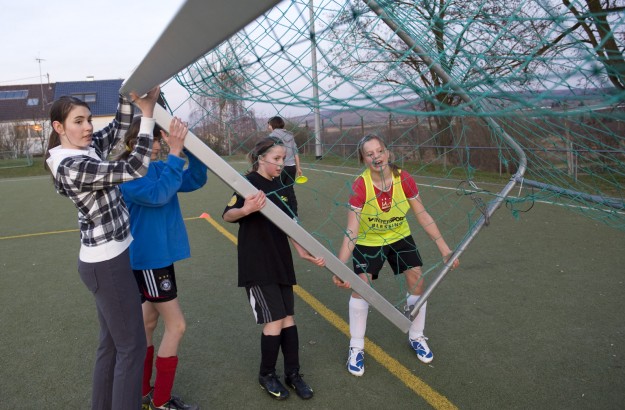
[563,104,578,182]
[305,120,309,156]
[361,116,364,137]
[340,117,344,157]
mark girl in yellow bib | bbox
[334,135,459,376]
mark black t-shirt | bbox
[223,171,296,287]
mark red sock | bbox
[153,355,179,407]
[142,345,155,396]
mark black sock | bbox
[281,325,300,376]
[260,333,281,376]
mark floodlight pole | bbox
[36,57,45,111]
[309,0,323,160]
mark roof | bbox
[53,79,123,117]
[0,83,56,122]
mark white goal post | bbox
[119,0,413,332]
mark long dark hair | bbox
[247,137,284,173]
[356,134,400,177]
[44,96,90,171]
[113,116,164,161]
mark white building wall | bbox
[1,115,115,155]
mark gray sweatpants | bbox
[78,248,146,410]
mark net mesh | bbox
[162,0,624,302]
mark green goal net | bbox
[173,0,624,229]
[122,0,625,326]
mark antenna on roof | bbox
[35,57,46,111]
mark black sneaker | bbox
[142,389,154,410]
[258,372,290,400]
[149,396,199,410]
[285,372,313,400]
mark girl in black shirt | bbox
[223,137,324,401]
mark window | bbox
[27,98,39,106]
[73,93,97,103]
[0,90,28,100]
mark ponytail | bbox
[44,131,61,171]
[112,116,164,161]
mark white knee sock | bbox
[407,295,427,340]
[349,296,369,350]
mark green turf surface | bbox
[1,169,624,409]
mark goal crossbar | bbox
[120,0,282,97]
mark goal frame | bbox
[119,0,413,332]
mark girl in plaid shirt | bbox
[45,86,161,410]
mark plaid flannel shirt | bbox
[52,96,153,247]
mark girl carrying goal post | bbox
[333,134,459,376]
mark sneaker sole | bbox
[417,355,433,364]
[287,386,314,400]
[347,366,364,376]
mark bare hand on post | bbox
[129,86,161,118]
[161,117,188,157]
[242,190,267,216]
[332,275,351,289]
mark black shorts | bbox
[352,235,423,279]
[133,264,178,303]
[245,284,294,324]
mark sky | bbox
[0,0,189,110]
[0,0,330,120]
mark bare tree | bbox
[29,120,50,155]
[0,122,33,155]
[326,1,558,158]
[325,0,622,163]
[185,38,258,155]
[544,0,625,90]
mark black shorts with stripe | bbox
[352,235,423,279]
[245,284,294,324]
[133,264,178,303]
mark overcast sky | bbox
[0,0,187,85]
[0,0,317,119]
[0,0,197,116]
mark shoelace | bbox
[288,373,307,383]
[348,349,364,365]
[411,336,428,344]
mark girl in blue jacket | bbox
[118,116,207,410]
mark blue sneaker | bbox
[409,336,433,363]
[347,348,365,376]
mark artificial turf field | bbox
[1,165,624,409]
